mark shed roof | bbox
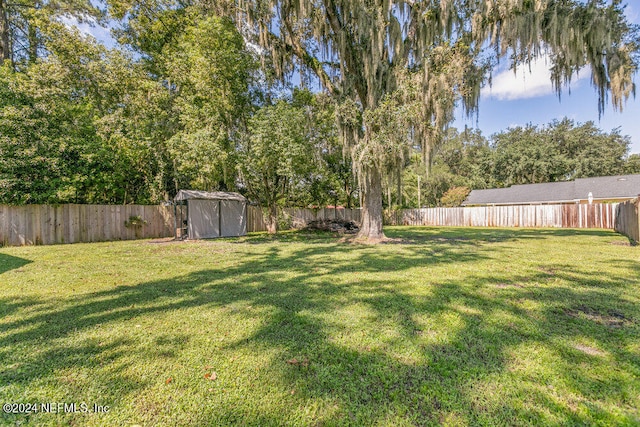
[463,174,640,206]
[175,190,246,202]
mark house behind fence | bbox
[0,202,638,247]
[463,174,640,206]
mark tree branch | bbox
[323,0,367,105]
[266,29,339,96]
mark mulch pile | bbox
[304,219,360,234]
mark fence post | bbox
[636,197,640,243]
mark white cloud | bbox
[481,55,586,101]
[626,4,639,24]
[60,16,115,46]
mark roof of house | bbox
[463,174,640,206]
[174,190,246,202]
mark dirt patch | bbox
[493,282,524,289]
[538,267,557,276]
[304,219,360,234]
[146,237,180,244]
[379,237,416,244]
[340,235,402,245]
[565,305,633,328]
[433,237,472,243]
[609,240,632,246]
[574,344,606,357]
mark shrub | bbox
[440,186,471,207]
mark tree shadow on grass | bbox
[0,253,32,275]
[237,226,624,246]
[1,233,638,425]
[204,264,639,425]
[1,240,485,424]
[384,226,622,242]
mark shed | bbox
[174,190,247,239]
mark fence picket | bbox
[0,202,637,247]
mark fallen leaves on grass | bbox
[565,306,633,328]
[203,366,217,381]
[287,357,309,367]
[165,377,173,384]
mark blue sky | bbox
[454,4,640,155]
[69,4,640,154]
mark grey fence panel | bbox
[615,200,639,243]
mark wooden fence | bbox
[1,202,638,247]
[0,204,176,246]
[614,199,640,243]
[246,206,361,232]
[0,204,361,246]
[385,203,620,229]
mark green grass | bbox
[0,227,639,426]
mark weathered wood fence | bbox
[0,204,362,246]
[385,203,619,229]
[246,206,361,232]
[0,204,176,246]
[614,199,640,243]
[1,202,638,247]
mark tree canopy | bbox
[207,0,639,240]
[0,0,638,237]
[402,120,638,209]
[0,0,102,67]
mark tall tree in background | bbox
[238,99,312,233]
[208,0,638,241]
[625,154,640,174]
[0,0,101,67]
[286,90,352,210]
[0,30,107,204]
[109,2,258,193]
[492,119,630,186]
[0,31,175,204]
[403,127,492,208]
[164,15,255,191]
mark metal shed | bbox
[174,190,247,239]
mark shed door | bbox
[220,200,246,237]
[188,199,220,239]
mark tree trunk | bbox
[344,180,352,209]
[0,0,10,65]
[266,204,278,234]
[28,22,37,63]
[396,168,402,208]
[425,150,431,179]
[357,164,385,241]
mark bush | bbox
[440,186,470,207]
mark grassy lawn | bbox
[0,227,639,426]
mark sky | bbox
[69,3,640,155]
[454,4,640,155]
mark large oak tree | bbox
[206,0,638,241]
